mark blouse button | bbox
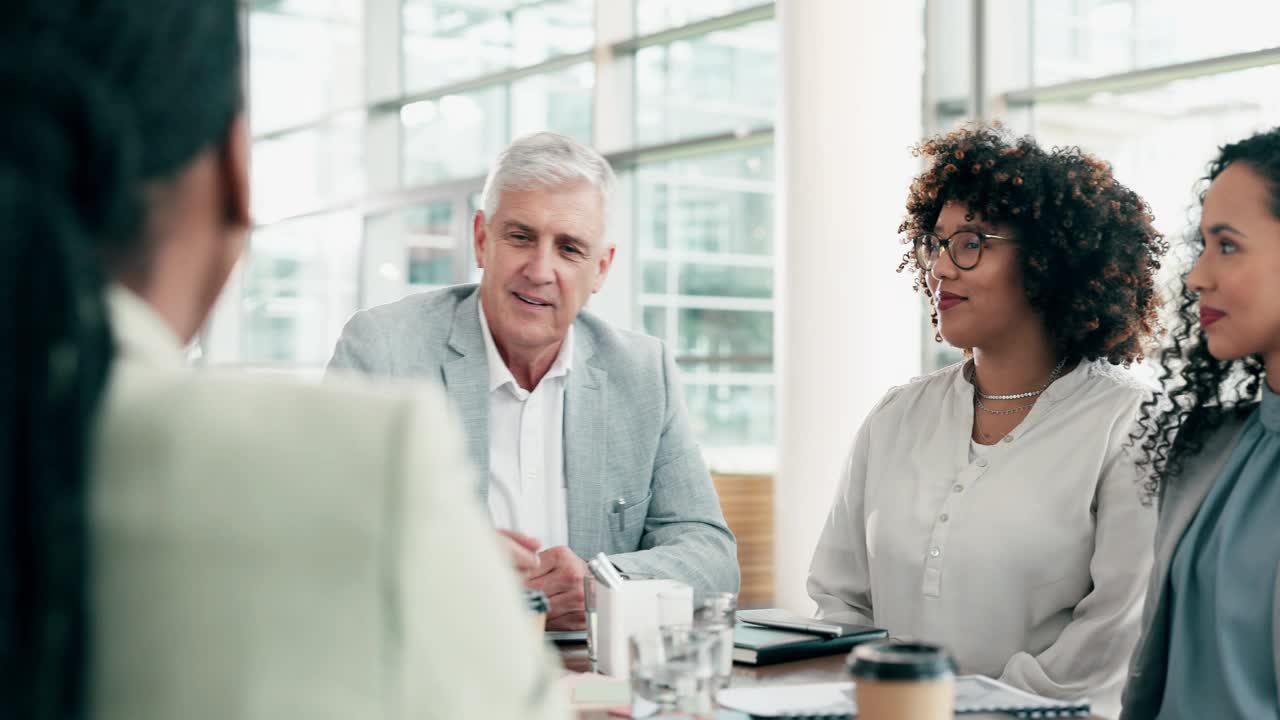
[976,458,989,468]
[1002,435,1014,443]
[929,547,941,558]
[939,513,949,522]
[952,484,964,493]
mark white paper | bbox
[717,682,854,717]
[715,675,1089,717]
[955,674,1090,711]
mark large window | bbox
[636,140,775,468]
[634,18,776,145]
[635,0,765,35]
[236,211,361,367]
[1030,0,1280,85]
[208,1,780,472]
[628,7,777,470]
[921,0,1280,372]
[248,1,364,135]
[401,0,593,92]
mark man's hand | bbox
[526,546,588,630]
[497,529,542,580]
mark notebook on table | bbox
[716,674,1091,718]
[732,622,887,666]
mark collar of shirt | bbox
[478,296,574,396]
[106,285,187,370]
[1261,381,1279,434]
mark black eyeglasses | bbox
[911,230,1012,271]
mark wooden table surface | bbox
[560,641,850,688]
[559,642,1104,719]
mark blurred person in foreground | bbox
[0,2,566,718]
[1124,126,1280,719]
[328,132,739,630]
[807,124,1165,718]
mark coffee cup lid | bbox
[847,640,955,681]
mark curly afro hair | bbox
[897,123,1167,366]
[1131,126,1280,502]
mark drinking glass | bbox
[629,625,717,718]
[694,592,737,689]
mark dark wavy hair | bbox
[897,123,1167,366]
[0,2,241,717]
[1132,126,1280,501]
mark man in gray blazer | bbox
[328,132,738,630]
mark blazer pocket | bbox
[608,491,653,533]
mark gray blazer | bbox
[1120,408,1280,718]
[327,284,739,596]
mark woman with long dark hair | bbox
[1123,127,1280,719]
[0,2,566,718]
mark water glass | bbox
[694,592,737,689]
[629,625,717,718]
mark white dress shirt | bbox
[807,360,1155,719]
[479,300,572,548]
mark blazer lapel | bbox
[565,326,607,558]
[443,289,491,501]
[1135,415,1250,692]
[1151,422,1245,593]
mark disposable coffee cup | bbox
[847,640,955,720]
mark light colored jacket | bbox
[92,287,568,720]
[1120,410,1280,719]
[327,284,739,596]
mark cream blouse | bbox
[807,360,1155,718]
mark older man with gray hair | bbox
[328,132,739,630]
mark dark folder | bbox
[732,622,887,666]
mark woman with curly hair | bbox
[807,124,1165,717]
[1121,127,1280,720]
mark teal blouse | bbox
[1157,384,1280,719]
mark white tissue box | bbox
[596,579,693,677]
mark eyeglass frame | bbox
[910,229,1013,271]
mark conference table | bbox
[558,643,1105,719]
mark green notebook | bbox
[732,622,887,666]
